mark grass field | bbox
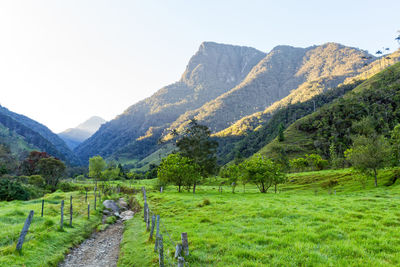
[0,190,101,267]
[118,168,400,266]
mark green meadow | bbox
[0,190,101,267]
[118,169,400,266]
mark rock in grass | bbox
[103,200,120,213]
[120,210,134,221]
[118,198,128,211]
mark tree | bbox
[176,119,218,193]
[0,144,17,175]
[289,157,308,172]
[101,166,120,181]
[89,156,106,187]
[277,123,285,142]
[20,151,51,176]
[243,154,285,193]
[345,135,391,187]
[390,124,400,165]
[157,154,200,192]
[219,164,243,193]
[305,154,328,171]
[37,158,66,189]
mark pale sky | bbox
[1,0,399,133]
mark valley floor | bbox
[118,169,400,266]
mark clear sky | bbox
[1,0,399,133]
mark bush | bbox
[57,182,81,192]
[0,179,30,201]
[28,175,45,187]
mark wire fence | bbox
[0,187,105,255]
[142,187,189,267]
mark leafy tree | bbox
[289,157,308,172]
[0,179,30,201]
[101,166,120,181]
[88,156,106,187]
[305,154,328,171]
[219,164,243,193]
[157,154,200,192]
[28,175,45,188]
[0,144,17,175]
[37,158,66,189]
[20,151,51,176]
[390,124,400,165]
[176,119,218,193]
[278,123,285,142]
[243,154,285,193]
[345,135,391,187]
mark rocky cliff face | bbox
[76,41,378,164]
[75,42,265,162]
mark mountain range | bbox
[58,116,106,149]
[74,41,399,167]
[1,41,398,169]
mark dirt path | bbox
[59,222,124,267]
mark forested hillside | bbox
[260,61,400,160]
[0,105,80,165]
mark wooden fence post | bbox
[154,215,160,252]
[146,207,150,231]
[144,202,148,222]
[159,234,164,267]
[70,196,73,227]
[88,203,90,219]
[41,199,44,217]
[181,232,189,255]
[178,257,185,267]
[150,214,156,239]
[174,243,182,258]
[16,210,34,251]
[60,200,64,230]
[98,190,101,203]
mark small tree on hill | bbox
[243,154,285,193]
[157,153,200,192]
[176,119,218,193]
[89,156,106,188]
[219,164,243,193]
[289,157,308,172]
[345,135,391,187]
[37,158,66,189]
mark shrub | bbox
[28,175,45,187]
[0,179,30,201]
[57,182,81,192]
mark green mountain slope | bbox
[0,105,81,165]
[259,61,400,159]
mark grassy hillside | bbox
[260,61,400,159]
[0,191,101,266]
[118,168,400,266]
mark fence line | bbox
[142,187,189,267]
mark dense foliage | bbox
[0,178,30,201]
[216,81,362,164]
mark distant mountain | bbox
[59,116,106,149]
[75,41,387,166]
[0,105,81,165]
